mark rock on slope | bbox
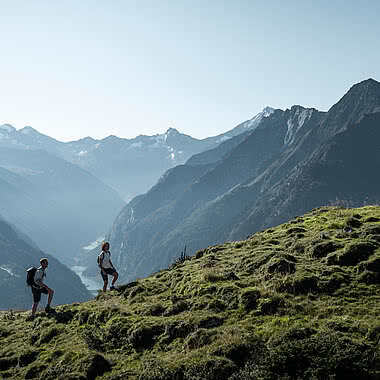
[0,206,379,379]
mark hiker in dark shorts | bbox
[31,258,54,316]
[98,242,118,292]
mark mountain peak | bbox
[345,78,380,97]
[0,124,16,133]
[165,127,180,135]
[262,106,275,115]
[20,126,38,135]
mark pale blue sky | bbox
[0,0,379,141]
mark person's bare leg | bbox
[47,289,54,306]
[111,272,118,286]
[103,280,108,292]
[31,302,38,316]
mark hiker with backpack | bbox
[27,258,55,316]
[98,242,118,292]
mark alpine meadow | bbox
[1,2,380,379]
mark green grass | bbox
[1,206,380,379]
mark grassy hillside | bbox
[1,206,380,379]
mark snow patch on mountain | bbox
[0,265,20,277]
[246,107,275,129]
[284,107,314,146]
[82,236,105,251]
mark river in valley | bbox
[72,265,102,297]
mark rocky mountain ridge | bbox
[99,79,380,283]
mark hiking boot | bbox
[110,286,116,291]
[45,305,55,313]
[26,314,36,322]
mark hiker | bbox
[31,258,54,316]
[98,242,118,291]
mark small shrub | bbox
[358,256,380,273]
[338,241,376,266]
[0,356,17,371]
[163,300,189,316]
[38,326,62,345]
[310,241,342,258]
[82,325,105,351]
[346,217,362,228]
[183,357,236,380]
[128,321,165,350]
[143,303,166,316]
[278,275,319,295]
[162,320,194,344]
[105,317,132,348]
[318,272,347,293]
[171,251,190,268]
[195,250,205,259]
[25,364,47,379]
[79,352,112,380]
[239,288,261,311]
[207,298,227,312]
[266,258,296,275]
[198,316,224,329]
[286,227,306,235]
[256,296,285,315]
[365,217,380,223]
[77,310,90,325]
[357,270,380,285]
[138,359,181,380]
[0,327,10,338]
[184,328,215,349]
[127,285,146,300]
[18,350,39,367]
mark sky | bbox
[0,0,379,142]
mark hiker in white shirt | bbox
[98,242,118,292]
[31,258,54,316]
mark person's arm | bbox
[109,259,116,270]
[35,273,51,292]
[99,253,106,273]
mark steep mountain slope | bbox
[0,216,91,309]
[0,108,274,201]
[1,206,380,379]
[231,111,380,239]
[0,147,124,263]
[102,79,380,283]
[103,105,324,281]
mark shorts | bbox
[32,286,48,303]
[101,267,117,281]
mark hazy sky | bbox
[0,0,379,142]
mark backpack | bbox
[97,252,104,268]
[26,267,37,287]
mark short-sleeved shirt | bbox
[34,267,46,286]
[99,251,112,269]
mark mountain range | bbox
[0,106,274,201]
[89,78,380,282]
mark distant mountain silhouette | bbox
[0,108,274,201]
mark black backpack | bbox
[26,267,37,287]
